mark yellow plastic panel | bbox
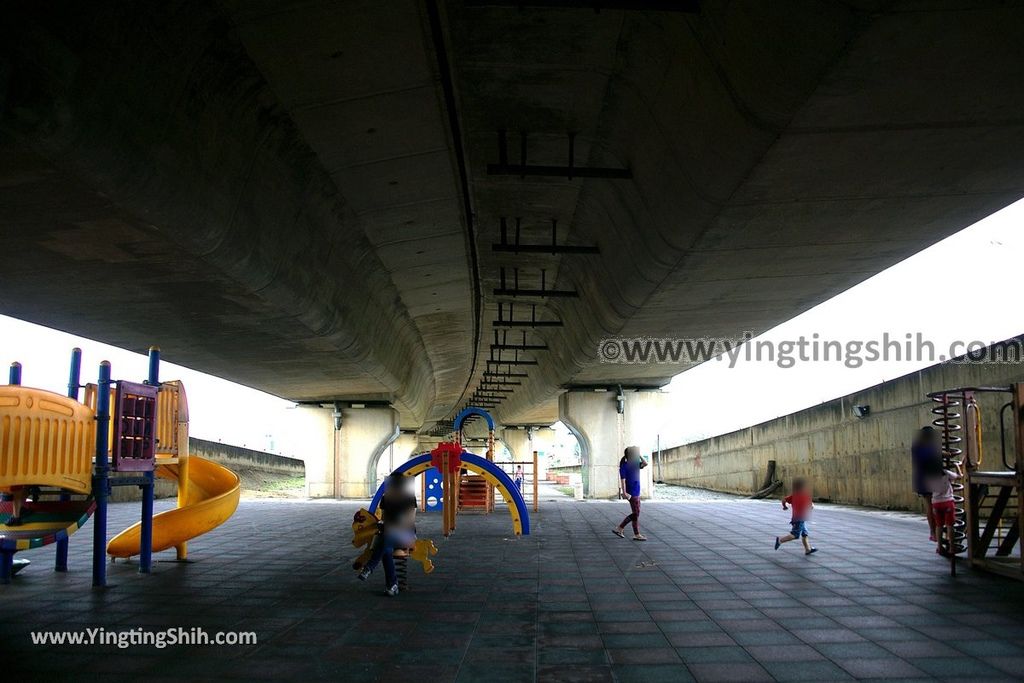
[156,381,188,458]
[0,387,94,494]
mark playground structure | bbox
[928,384,1023,580]
[453,407,497,514]
[369,445,532,538]
[352,407,533,585]
[449,406,539,520]
[0,347,240,585]
[492,457,540,513]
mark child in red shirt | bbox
[774,478,818,556]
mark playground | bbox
[2,494,1024,681]
[1,349,239,585]
[4,359,1024,681]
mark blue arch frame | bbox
[454,406,494,432]
[370,450,530,535]
[370,451,430,512]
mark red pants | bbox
[933,500,955,526]
[621,495,641,535]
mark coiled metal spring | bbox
[931,392,966,554]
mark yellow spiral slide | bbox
[106,456,240,559]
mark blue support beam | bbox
[55,347,82,573]
[92,361,111,587]
[138,347,160,574]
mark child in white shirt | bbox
[926,460,962,556]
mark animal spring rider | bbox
[351,501,438,590]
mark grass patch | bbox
[261,475,305,492]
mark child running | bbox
[774,478,818,555]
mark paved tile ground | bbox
[2,493,1024,682]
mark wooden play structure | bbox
[928,384,1022,580]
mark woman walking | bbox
[613,446,648,541]
[911,426,942,541]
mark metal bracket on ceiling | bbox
[475,386,514,394]
[493,302,563,328]
[488,130,632,179]
[493,217,599,255]
[480,379,523,387]
[487,358,539,366]
[495,266,579,298]
[492,330,549,352]
[465,0,699,11]
[484,370,529,379]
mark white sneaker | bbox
[385,584,399,597]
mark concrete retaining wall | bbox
[110,438,304,502]
[662,350,1024,510]
[545,464,582,485]
[188,438,305,476]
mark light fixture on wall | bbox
[853,404,871,419]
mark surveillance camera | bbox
[853,405,870,418]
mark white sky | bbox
[2,195,1023,454]
[0,323,294,454]
[661,195,1024,445]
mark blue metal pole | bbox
[146,346,160,386]
[55,348,83,573]
[0,363,18,518]
[139,347,159,574]
[67,348,82,398]
[92,361,111,588]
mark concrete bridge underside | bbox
[2,2,1024,495]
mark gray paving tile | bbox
[537,664,613,683]
[907,655,1009,678]
[816,640,895,659]
[677,646,754,664]
[687,661,774,682]
[609,663,695,683]
[743,644,825,663]
[834,656,929,679]
[762,659,856,681]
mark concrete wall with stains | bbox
[661,344,1024,509]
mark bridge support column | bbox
[501,426,555,461]
[501,428,532,462]
[291,404,399,498]
[558,390,668,499]
[372,431,421,486]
